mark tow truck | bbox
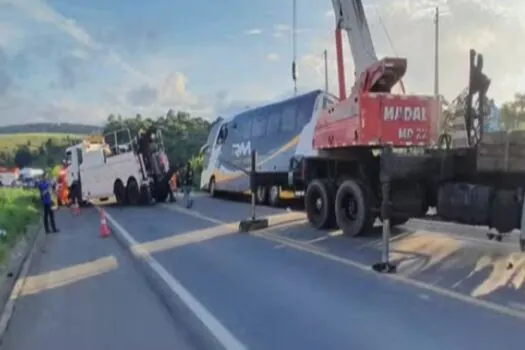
[65,126,174,206]
[289,0,525,251]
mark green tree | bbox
[101,109,211,170]
[500,93,525,130]
[14,146,32,168]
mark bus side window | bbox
[296,100,312,128]
[251,112,267,138]
[239,114,253,140]
[280,104,297,132]
[267,109,281,134]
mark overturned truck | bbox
[65,125,175,206]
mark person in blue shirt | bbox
[37,173,59,234]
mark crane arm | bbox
[330,0,378,78]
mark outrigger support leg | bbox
[372,147,397,274]
[520,199,525,252]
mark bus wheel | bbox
[114,180,126,205]
[126,178,140,206]
[256,186,268,204]
[305,179,335,229]
[209,177,217,197]
[268,185,280,207]
[335,179,373,237]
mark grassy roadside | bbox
[0,188,40,263]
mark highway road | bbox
[103,194,525,350]
[0,209,195,350]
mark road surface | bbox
[0,208,195,350]
[103,194,525,350]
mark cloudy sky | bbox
[0,0,524,126]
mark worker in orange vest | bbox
[56,164,69,206]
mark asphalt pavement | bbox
[104,194,525,350]
[0,207,195,350]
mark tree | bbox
[14,146,32,168]
[500,93,525,130]
[101,109,211,170]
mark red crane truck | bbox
[287,0,525,254]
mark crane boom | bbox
[330,0,377,78]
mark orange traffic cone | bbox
[99,208,110,238]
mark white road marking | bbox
[104,212,247,350]
[166,204,525,321]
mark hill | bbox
[0,122,101,135]
[0,133,84,169]
[0,133,82,152]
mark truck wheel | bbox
[139,184,153,205]
[154,187,168,203]
[114,180,126,205]
[335,179,374,237]
[305,179,335,229]
[268,185,280,207]
[126,179,140,206]
[256,186,268,204]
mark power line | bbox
[292,0,298,95]
[372,6,399,57]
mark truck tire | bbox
[268,185,280,207]
[114,180,127,205]
[335,179,374,237]
[126,178,140,206]
[305,179,335,229]
[140,184,153,205]
[154,186,169,203]
[256,186,268,204]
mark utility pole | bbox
[323,49,329,93]
[434,6,444,141]
[292,0,298,95]
[434,6,439,97]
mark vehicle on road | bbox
[64,127,175,206]
[199,90,338,206]
[287,0,525,251]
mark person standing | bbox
[183,161,194,208]
[38,173,59,234]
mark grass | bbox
[0,188,40,263]
[0,133,83,153]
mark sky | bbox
[0,0,524,126]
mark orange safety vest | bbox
[169,174,177,191]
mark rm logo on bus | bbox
[232,141,251,158]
